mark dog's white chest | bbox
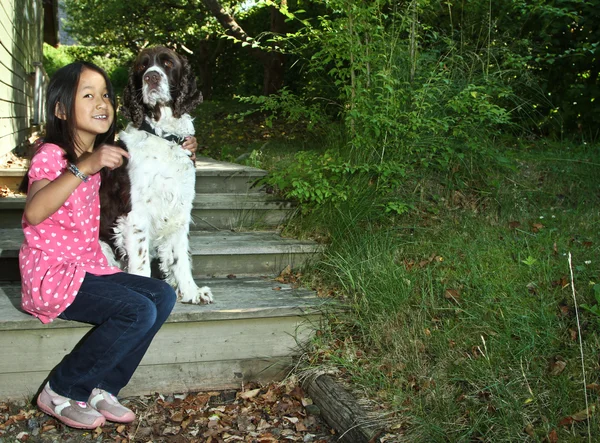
[119,123,196,236]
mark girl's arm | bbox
[24,145,130,225]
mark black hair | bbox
[19,62,117,193]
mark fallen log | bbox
[303,373,383,443]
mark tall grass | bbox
[295,142,600,441]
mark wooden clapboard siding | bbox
[0,0,45,157]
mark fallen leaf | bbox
[524,423,534,437]
[559,406,595,426]
[171,410,184,423]
[552,276,568,288]
[509,221,521,229]
[549,359,566,376]
[547,429,558,443]
[444,289,461,303]
[586,383,600,393]
[570,406,594,422]
[532,223,544,232]
[239,388,261,400]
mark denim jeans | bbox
[48,272,177,401]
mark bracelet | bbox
[67,163,89,182]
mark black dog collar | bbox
[139,120,187,145]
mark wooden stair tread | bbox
[0,193,294,209]
[0,229,320,257]
[0,157,267,177]
[0,278,327,331]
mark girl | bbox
[19,61,187,430]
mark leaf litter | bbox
[0,378,339,442]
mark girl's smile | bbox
[73,69,114,152]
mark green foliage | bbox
[581,284,600,324]
[234,87,327,130]
[299,141,600,440]
[43,43,132,94]
[262,149,408,214]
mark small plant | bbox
[581,284,600,324]
[521,255,538,267]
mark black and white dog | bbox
[100,46,213,304]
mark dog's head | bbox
[121,46,203,127]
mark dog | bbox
[99,46,213,304]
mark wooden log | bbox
[303,374,382,443]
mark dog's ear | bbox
[172,54,203,118]
[121,66,146,128]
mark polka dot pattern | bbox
[20,143,121,324]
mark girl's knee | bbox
[128,298,158,331]
[156,280,177,308]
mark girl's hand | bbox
[182,136,198,162]
[77,144,130,175]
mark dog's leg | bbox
[115,213,151,277]
[157,229,213,304]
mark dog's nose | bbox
[144,71,161,87]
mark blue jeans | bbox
[48,272,176,402]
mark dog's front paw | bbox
[179,286,214,304]
[197,286,214,304]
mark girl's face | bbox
[72,68,114,150]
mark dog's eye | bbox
[163,60,174,69]
[136,64,146,73]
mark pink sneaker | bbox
[37,383,105,429]
[88,388,136,423]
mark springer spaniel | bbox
[100,46,213,304]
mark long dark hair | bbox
[19,62,117,193]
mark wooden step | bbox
[194,157,267,194]
[0,278,328,400]
[0,193,296,230]
[192,193,295,230]
[0,157,268,195]
[0,229,321,281]
[0,168,25,191]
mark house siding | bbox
[0,0,45,157]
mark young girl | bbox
[19,61,188,429]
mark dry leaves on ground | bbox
[0,379,338,442]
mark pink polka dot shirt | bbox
[19,143,121,323]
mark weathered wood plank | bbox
[0,99,28,119]
[0,0,43,157]
[303,374,383,443]
[0,129,27,154]
[1,357,295,401]
[0,278,330,401]
[0,313,321,373]
[0,279,326,330]
[0,230,319,279]
[0,228,319,259]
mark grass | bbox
[195,102,600,441]
[296,143,600,442]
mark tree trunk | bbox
[263,3,286,95]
